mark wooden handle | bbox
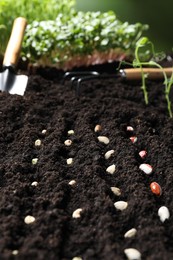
[3,17,27,67]
[121,68,173,80]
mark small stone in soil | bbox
[64,139,72,146]
[127,126,134,132]
[129,136,137,143]
[94,124,102,132]
[97,136,109,144]
[111,187,121,196]
[68,130,74,135]
[114,201,128,211]
[35,139,41,146]
[67,158,73,165]
[68,180,76,186]
[72,208,83,218]
[106,164,116,174]
[124,248,141,260]
[31,181,38,187]
[139,163,153,174]
[150,182,162,196]
[139,150,147,159]
[24,215,36,224]
[158,206,170,222]
[124,228,137,238]
[32,158,38,165]
[105,149,115,159]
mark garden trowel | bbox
[0,17,28,96]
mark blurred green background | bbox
[75,0,173,52]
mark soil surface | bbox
[1,59,173,260]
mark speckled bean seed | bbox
[158,206,170,222]
[124,248,141,260]
[105,150,115,159]
[98,136,109,144]
[139,163,153,174]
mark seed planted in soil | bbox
[35,139,41,146]
[127,126,134,132]
[24,215,36,224]
[12,250,18,255]
[94,124,102,132]
[97,136,110,144]
[68,180,76,186]
[68,130,74,135]
[67,158,73,165]
[32,158,38,165]
[124,228,137,238]
[31,181,38,187]
[105,149,115,159]
[106,164,116,174]
[129,136,137,143]
[111,187,121,196]
[41,129,47,134]
[139,163,153,174]
[114,201,128,211]
[150,182,162,196]
[139,150,147,159]
[124,248,141,260]
[72,208,83,218]
[158,206,170,222]
[72,257,82,260]
[64,139,72,146]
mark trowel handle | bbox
[121,67,173,80]
[3,17,27,68]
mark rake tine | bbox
[76,75,101,96]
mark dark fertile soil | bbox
[1,60,173,260]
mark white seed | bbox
[68,180,76,186]
[98,136,109,144]
[64,139,72,146]
[139,163,153,174]
[139,150,147,159]
[41,129,47,134]
[72,208,82,218]
[35,139,41,146]
[32,158,38,165]
[127,126,134,131]
[158,206,170,223]
[106,164,116,174]
[31,181,38,187]
[129,136,137,143]
[105,150,115,159]
[114,201,128,211]
[72,257,82,260]
[68,130,74,135]
[124,228,137,238]
[111,187,121,196]
[94,124,102,132]
[24,215,36,224]
[12,250,19,255]
[67,158,73,165]
[124,248,141,260]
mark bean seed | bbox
[98,136,110,144]
[35,139,41,146]
[31,181,38,187]
[72,257,82,260]
[105,150,115,159]
[41,129,47,134]
[114,201,128,211]
[150,182,162,196]
[94,124,102,132]
[68,130,74,135]
[127,126,134,131]
[124,248,141,260]
[72,208,82,218]
[106,164,116,174]
[111,187,121,196]
[139,163,153,174]
[32,158,38,165]
[158,206,170,222]
[67,158,73,165]
[124,228,137,238]
[64,139,72,146]
[139,150,147,159]
[12,250,18,255]
[68,180,76,186]
[129,136,137,143]
[24,215,35,224]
